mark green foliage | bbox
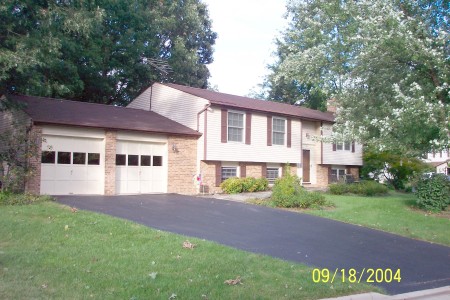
[0,119,41,193]
[329,181,389,196]
[265,0,449,156]
[271,173,327,208]
[361,148,433,190]
[416,174,450,212]
[0,192,53,206]
[0,0,216,104]
[220,177,269,194]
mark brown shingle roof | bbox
[163,83,335,122]
[9,94,201,137]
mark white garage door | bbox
[115,141,166,194]
[41,135,104,195]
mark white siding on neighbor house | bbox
[206,107,302,164]
[425,150,450,163]
[321,123,363,166]
[128,83,209,130]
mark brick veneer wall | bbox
[25,125,42,194]
[199,160,222,194]
[316,165,330,187]
[104,130,117,195]
[167,136,198,194]
[348,167,360,180]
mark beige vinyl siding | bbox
[321,123,363,165]
[129,83,209,130]
[206,107,301,164]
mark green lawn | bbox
[305,192,450,246]
[0,201,379,299]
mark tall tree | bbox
[0,0,216,105]
[267,0,449,156]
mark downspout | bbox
[197,103,211,132]
[320,121,323,165]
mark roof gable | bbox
[8,94,200,137]
[162,83,335,123]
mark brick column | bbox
[104,130,117,195]
[167,135,198,194]
[25,125,42,194]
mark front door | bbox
[302,149,310,182]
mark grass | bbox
[0,199,380,299]
[304,192,450,246]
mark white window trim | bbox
[272,117,286,146]
[266,167,280,184]
[227,110,245,143]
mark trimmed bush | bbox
[416,174,450,212]
[220,177,269,194]
[329,181,388,196]
[271,173,327,208]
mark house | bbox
[0,83,362,196]
[128,83,363,193]
[0,94,201,195]
[424,150,450,175]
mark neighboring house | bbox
[424,150,450,175]
[128,83,363,193]
[0,95,201,195]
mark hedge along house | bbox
[128,83,363,193]
[0,94,201,195]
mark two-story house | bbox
[128,83,363,193]
[424,150,450,175]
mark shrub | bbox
[416,174,450,212]
[0,192,53,206]
[220,177,270,194]
[328,181,388,196]
[271,173,327,208]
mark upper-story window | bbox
[336,142,351,151]
[228,111,244,142]
[272,117,285,145]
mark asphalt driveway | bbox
[56,194,450,294]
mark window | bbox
[42,151,56,164]
[153,156,163,166]
[330,168,346,182]
[128,155,139,166]
[88,153,100,165]
[57,152,71,164]
[228,112,244,142]
[266,168,279,184]
[336,142,351,151]
[116,154,126,166]
[272,118,285,145]
[221,167,237,182]
[73,152,86,165]
[141,155,151,166]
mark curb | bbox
[320,286,450,300]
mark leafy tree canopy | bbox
[0,0,216,106]
[265,0,449,156]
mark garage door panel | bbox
[115,141,167,194]
[40,135,104,195]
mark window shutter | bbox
[215,162,222,187]
[332,143,336,151]
[239,162,246,177]
[261,163,267,178]
[245,112,252,145]
[287,118,292,148]
[221,109,227,143]
[267,116,272,146]
[352,141,355,153]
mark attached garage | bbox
[3,94,201,196]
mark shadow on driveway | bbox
[56,193,450,295]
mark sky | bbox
[203,0,288,97]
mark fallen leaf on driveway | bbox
[224,276,242,285]
[183,240,196,249]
